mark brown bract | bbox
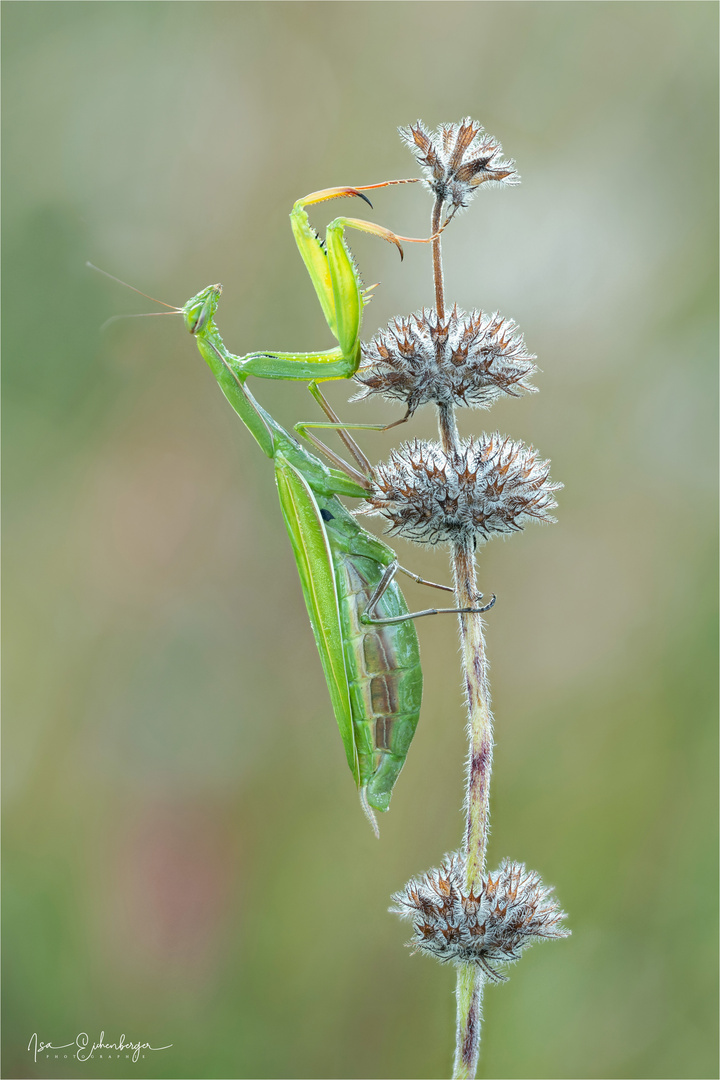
[391,853,569,981]
[355,306,537,416]
[368,436,561,546]
[399,118,519,211]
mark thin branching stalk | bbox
[374,119,568,1080]
[430,198,492,1078]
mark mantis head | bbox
[183,284,222,336]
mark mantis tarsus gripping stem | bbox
[362,562,496,626]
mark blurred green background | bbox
[3,3,717,1078]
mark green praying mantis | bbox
[94,183,494,833]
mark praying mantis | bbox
[97,184,493,832]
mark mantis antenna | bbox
[86,262,184,330]
[86,262,180,309]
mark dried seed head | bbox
[399,118,519,211]
[368,436,560,546]
[355,306,537,416]
[391,853,569,981]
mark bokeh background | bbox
[3,3,717,1078]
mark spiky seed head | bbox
[367,436,561,546]
[391,853,569,981]
[355,306,537,416]
[399,118,519,211]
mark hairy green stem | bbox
[453,965,484,1080]
[432,198,493,1080]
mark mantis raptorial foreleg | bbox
[221,184,436,482]
[237,182,443,393]
[235,184,424,385]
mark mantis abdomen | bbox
[337,554,422,814]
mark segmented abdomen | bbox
[336,553,422,813]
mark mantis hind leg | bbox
[395,564,492,607]
[361,562,496,626]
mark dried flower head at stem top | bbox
[400,118,519,213]
[392,852,569,982]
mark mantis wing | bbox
[274,453,359,784]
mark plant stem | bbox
[431,196,494,1080]
[431,199,446,320]
[453,964,484,1080]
